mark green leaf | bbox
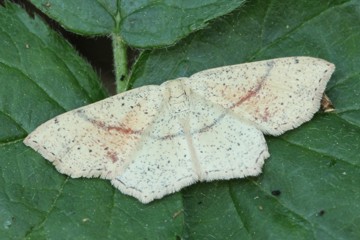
[27,0,246,92]
[1,0,360,239]
[29,0,246,48]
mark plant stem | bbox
[112,34,128,93]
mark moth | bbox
[24,57,335,203]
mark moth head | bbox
[162,78,191,114]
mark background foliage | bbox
[0,0,359,239]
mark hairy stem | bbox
[112,5,128,93]
[112,34,128,93]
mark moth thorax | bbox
[163,78,191,115]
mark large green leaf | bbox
[29,0,246,48]
[1,0,359,239]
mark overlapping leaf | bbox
[29,0,246,48]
